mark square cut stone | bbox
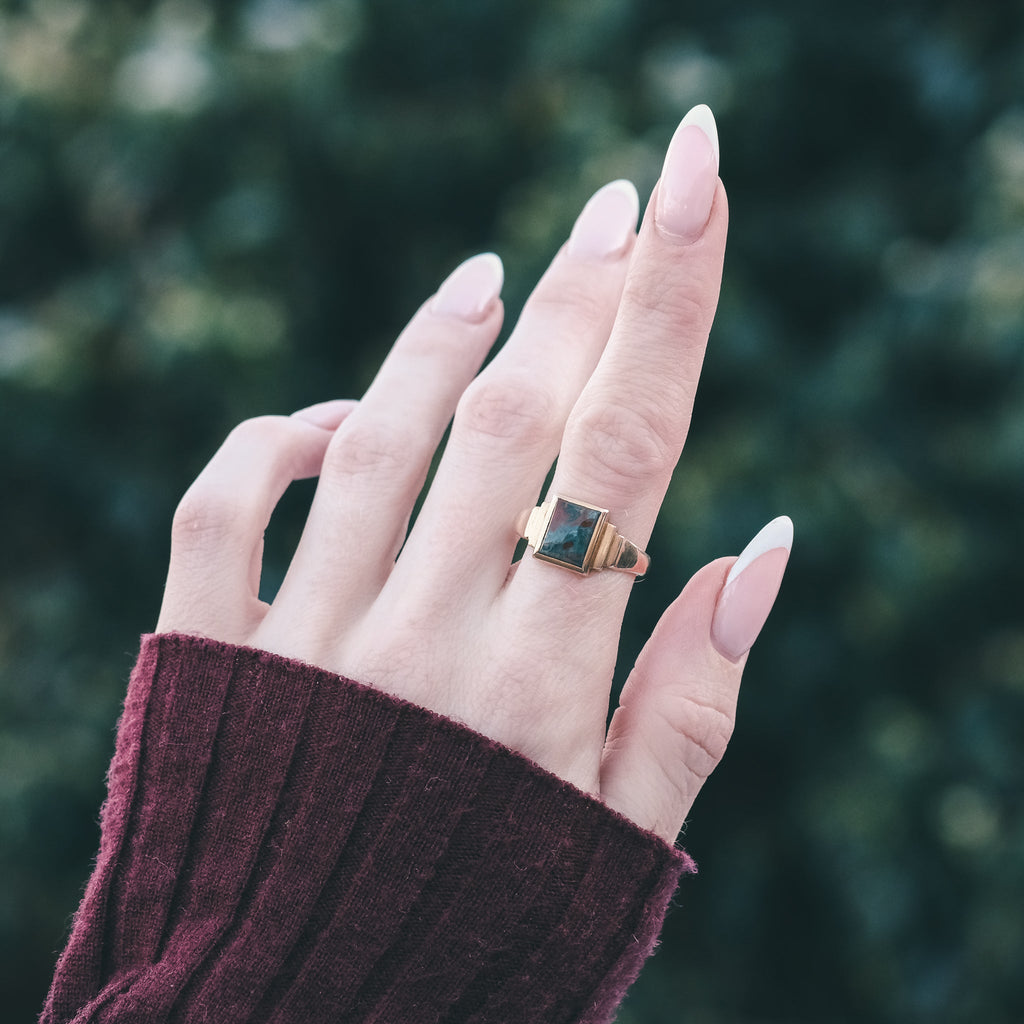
[537,498,604,570]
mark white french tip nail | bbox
[602,178,640,215]
[597,179,641,239]
[681,103,720,167]
[566,179,640,260]
[725,515,794,586]
[430,252,505,321]
[470,252,505,289]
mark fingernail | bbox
[291,398,358,429]
[430,252,504,322]
[711,516,793,661]
[566,179,640,260]
[655,103,720,243]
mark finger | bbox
[600,518,793,843]
[264,254,505,641]
[539,105,726,557]
[383,181,640,621]
[484,106,725,779]
[157,410,355,642]
[503,106,727,720]
[290,398,361,430]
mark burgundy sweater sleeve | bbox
[41,633,694,1024]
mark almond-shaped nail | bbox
[711,516,793,661]
[430,252,504,322]
[566,179,640,260]
[655,103,720,243]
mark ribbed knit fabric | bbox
[41,633,694,1024]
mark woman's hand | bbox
[155,105,791,845]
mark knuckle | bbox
[169,415,296,551]
[223,415,306,473]
[319,417,415,482]
[171,487,252,549]
[526,273,616,336]
[663,695,736,780]
[621,264,716,338]
[455,373,555,449]
[568,399,678,484]
[225,414,288,446]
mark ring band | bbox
[517,496,650,577]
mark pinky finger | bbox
[156,404,357,642]
[599,517,792,843]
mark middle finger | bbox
[384,179,642,612]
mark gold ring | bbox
[517,496,649,577]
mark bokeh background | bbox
[2,0,1023,1020]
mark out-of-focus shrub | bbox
[2,1,1022,1020]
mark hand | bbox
[155,105,791,844]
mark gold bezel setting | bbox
[532,497,609,574]
[519,495,650,578]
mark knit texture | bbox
[41,633,694,1024]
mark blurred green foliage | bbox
[1,0,1023,1020]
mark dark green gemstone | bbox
[537,498,602,570]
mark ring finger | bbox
[497,108,728,755]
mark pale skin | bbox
[156,106,784,846]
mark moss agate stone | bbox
[536,498,603,570]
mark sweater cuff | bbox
[44,633,694,1024]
